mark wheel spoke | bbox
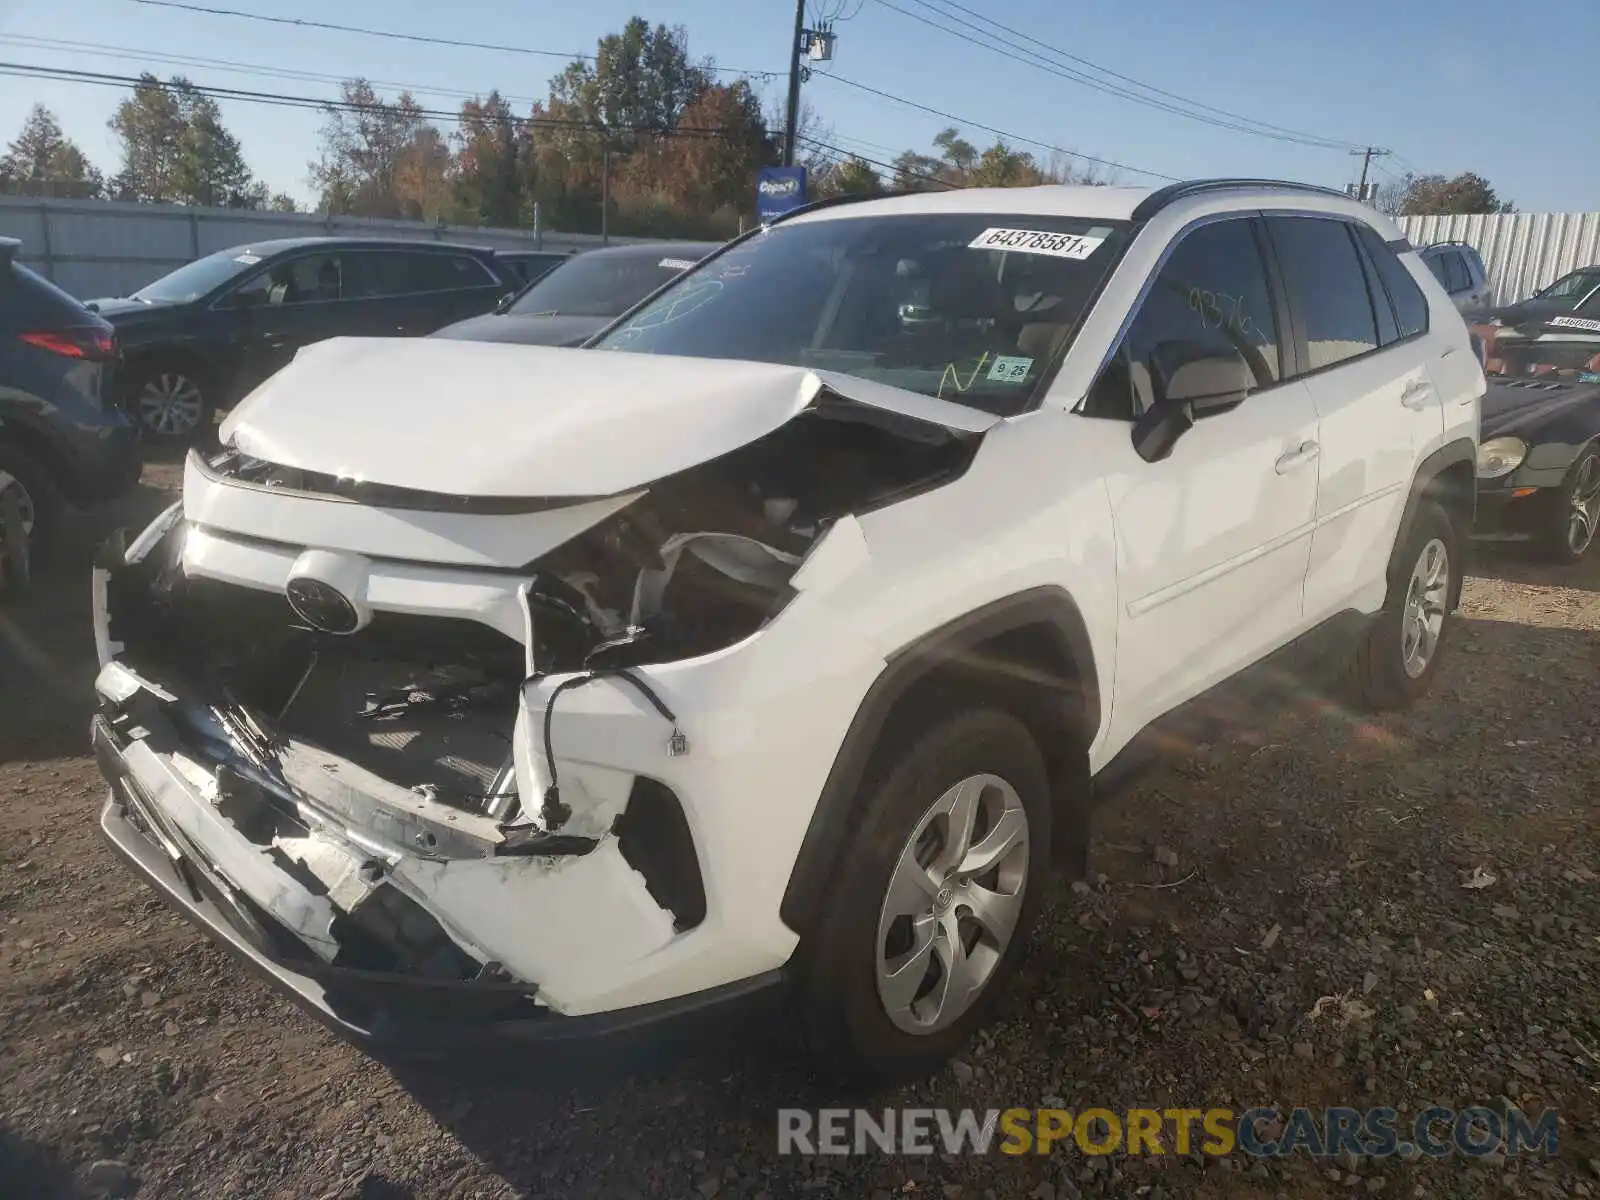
[958,805,1027,878]
[883,851,941,919]
[880,914,937,1013]
[1419,615,1440,664]
[927,910,980,1021]
[942,777,984,866]
[961,879,1022,948]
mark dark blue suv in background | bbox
[0,238,140,571]
[87,237,512,444]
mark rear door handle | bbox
[1274,440,1320,474]
[1401,380,1435,409]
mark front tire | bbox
[795,708,1051,1085]
[1346,499,1459,712]
[1537,447,1600,564]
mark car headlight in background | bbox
[1476,436,1528,479]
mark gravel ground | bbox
[2,462,1598,1200]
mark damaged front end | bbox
[90,346,990,1045]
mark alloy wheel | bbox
[0,469,36,536]
[1400,537,1450,679]
[1566,456,1600,557]
[137,372,204,438]
[875,773,1030,1035]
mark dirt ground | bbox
[2,463,1598,1200]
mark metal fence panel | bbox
[0,196,693,298]
[1399,211,1600,306]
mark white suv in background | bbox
[90,179,1482,1083]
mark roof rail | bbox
[1131,178,1353,222]
[1419,239,1478,251]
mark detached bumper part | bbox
[92,715,783,1052]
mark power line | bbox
[799,135,957,190]
[0,62,760,140]
[127,0,780,81]
[0,34,545,107]
[896,0,1364,152]
[874,0,1358,152]
[814,72,1178,181]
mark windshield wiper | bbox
[520,308,560,317]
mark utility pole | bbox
[1349,146,1390,202]
[782,0,806,167]
[601,149,610,246]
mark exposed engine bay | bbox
[106,396,977,831]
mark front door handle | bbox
[1274,440,1320,474]
[1401,380,1435,410]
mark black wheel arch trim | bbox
[778,585,1100,938]
[1394,437,1476,607]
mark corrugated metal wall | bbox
[1399,212,1600,307]
[0,197,692,298]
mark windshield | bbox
[593,213,1131,416]
[1535,270,1600,303]
[132,247,264,303]
[508,251,694,318]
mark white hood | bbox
[219,338,998,498]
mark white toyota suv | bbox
[90,180,1483,1082]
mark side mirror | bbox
[1129,349,1252,463]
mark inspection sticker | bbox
[1549,315,1600,333]
[986,355,1033,382]
[968,227,1105,260]
[659,257,698,270]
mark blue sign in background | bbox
[756,167,807,221]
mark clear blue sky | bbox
[0,0,1595,212]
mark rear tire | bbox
[1346,499,1459,712]
[1536,446,1600,565]
[125,360,213,446]
[795,708,1051,1086]
[0,441,60,582]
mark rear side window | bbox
[1266,216,1379,373]
[1085,216,1280,419]
[405,253,495,292]
[1354,225,1429,340]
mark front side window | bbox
[1084,217,1279,419]
[225,253,342,308]
[1267,217,1379,372]
[1444,252,1471,293]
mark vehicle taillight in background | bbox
[17,326,117,361]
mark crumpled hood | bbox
[219,337,999,498]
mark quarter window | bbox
[1354,225,1429,340]
[1084,217,1280,419]
[1266,217,1379,372]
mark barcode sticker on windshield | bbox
[659,257,697,270]
[1549,315,1600,333]
[968,228,1105,260]
[234,253,262,265]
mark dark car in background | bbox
[87,237,512,444]
[1474,377,1600,563]
[1487,265,1600,329]
[432,241,720,347]
[0,238,140,572]
[491,248,576,288]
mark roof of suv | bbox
[781,178,1388,229]
[207,236,500,258]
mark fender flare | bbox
[1393,437,1476,607]
[778,585,1100,937]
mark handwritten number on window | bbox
[1187,286,1254,339]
